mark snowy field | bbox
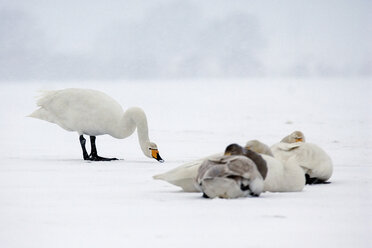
[0,79,371,248]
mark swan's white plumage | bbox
[30,89,125,137]
[29,88,160,159]
[261,153,305,192]
[271,142,333,182]
[244,140,305,192]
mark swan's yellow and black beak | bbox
[151,149,164,163]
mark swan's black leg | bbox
[89,136,118,161]
[79,135,90,160]
[89,136,98,158]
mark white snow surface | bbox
[0,79,371,248]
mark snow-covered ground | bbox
[0,79,371,248]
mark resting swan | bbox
[29,88,164,162]
[196,154,264,199]
[244,141,305,192]
[271,131,333,184]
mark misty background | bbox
[0,0,371,81]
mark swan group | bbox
[153,131,332,198]
[29,88,163,162]
[154,141,306,195]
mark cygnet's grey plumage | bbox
[196,155,264,199]
[224,143,268,179]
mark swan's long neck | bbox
[115,107,150,154]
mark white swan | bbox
[271,133,333,184]
[196,155,264,199]
[29,88,164,162]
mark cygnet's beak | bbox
[151,149,164,163]
[295,138,303,142]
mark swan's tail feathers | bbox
[153,172,200,192]
[28,90,60,122]
[152,172,178,181]
[28,108,54,123]
[153,173,166,180]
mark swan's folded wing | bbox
[272,142,302,151]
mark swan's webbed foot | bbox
[202,193,210,198]
[87,154,118,161]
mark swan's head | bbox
[245,140,274,157]
[224,143,245,156]
[281,131,306,143]
[144,142,164,163]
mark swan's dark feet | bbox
[79,135,118,161]
[250,192,259,197]
[305,174,331,184]
[87,154,118,161]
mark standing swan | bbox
[29,88,164,162]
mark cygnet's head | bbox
[224,143,268,179]
[245,140,274,157]
[224,143,245,156]
[281,131,305,143]
[143,142,164,163]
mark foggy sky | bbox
[0,0,371,81]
